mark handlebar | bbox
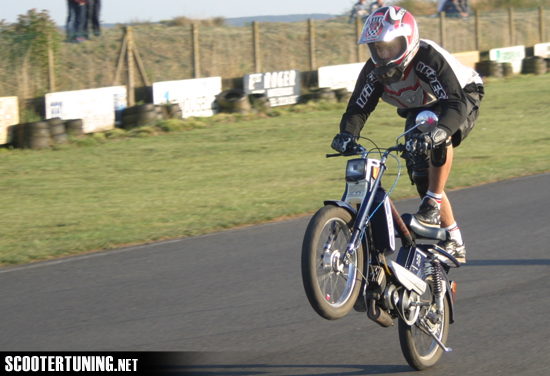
[326,143,406,158]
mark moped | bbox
[301,111,461,370]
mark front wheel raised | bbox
[301,205,363,320]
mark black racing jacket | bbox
[339,39,484,139]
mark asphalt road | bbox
[1,173,550,375]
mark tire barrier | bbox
[249,93,271,113]
[64,119,84,136]
[299,88,339,104]
[217,89,251,114]
[501,62,514,78]
[475,60,503,78]
[122,104,157,129]
[22,121,51,149]
[334,88,352,103]
[48,118,69,145]
[312,87,338,103]
[522,57,547,75]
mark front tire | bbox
[398,291,450,370]
[301,205,363,320]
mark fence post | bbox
[47,34,55,93]
[253,21,261,73]
[192,24,201,78]
[475,10,481,51]
[540,6,545,43]
[508,8,514,46]
[126,26,135,107]
[356,16,363,62]
[439,12,446,48]
[308,19,316,71]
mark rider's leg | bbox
[429,143,454,227]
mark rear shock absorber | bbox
[426,257,445,312]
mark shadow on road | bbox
[465,259,550,266]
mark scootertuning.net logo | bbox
[5,356,138,372]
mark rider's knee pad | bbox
[406,153,430,198]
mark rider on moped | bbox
[331,6,484,262]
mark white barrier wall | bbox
[489,45,525,73]
[0,96,19,145]
[244,70,301,107]
[534,43,550,58]
[318,63,364,92]
[152,77,222,118]
[45,86,127,133]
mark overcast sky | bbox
[2,0,364,26]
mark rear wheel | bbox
[398,286,450,370]
[301,205,363,320]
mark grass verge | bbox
[1,74,549,266]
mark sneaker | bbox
[413,197,441,227]
[437,239,466,263]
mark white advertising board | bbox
[318,63,365,92]
[45,86,127,133]
[0,96,19,145]
[489,45,525,73]
[152,77,222,118]
[534,43,550,58]
[243,70,301,107]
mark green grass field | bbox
[1,74,549,266]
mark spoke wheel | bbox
[398,285,450,370]
[301,205,363,320]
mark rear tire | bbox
[399,290,450,370]
[301,205,363,320]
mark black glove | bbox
[406,127,448,154]
[331,132,357,153]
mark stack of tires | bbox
[475,60,503,78]
[249,93,271,113]
[502,62,514,78]
[217,89,251,114]
[521,57,547,75]
[48,118,69,145]
[64,119,84,136]
[311,88,338,103]
[122,104,157,129]
[334,88,352,103]
[20,121,50,149]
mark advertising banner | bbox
[0,96,19,145]
[534,43,550,58]
[489,45,525,73]
[152,77,222,118]
[243,70,300,107]
[45,86,127,133]
[318,63,364,93]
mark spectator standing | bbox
[368,0,386,14]
[84,0,102,38]
[440,0,469,19]
[66,0,88,42]
[349,0,369,24]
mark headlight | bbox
[346,159,367,182]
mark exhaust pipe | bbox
[367,299,394,327]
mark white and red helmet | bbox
[358,6,419,83]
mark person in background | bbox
[84,0,102,38]
[331,6,484,262]
[66,0,88,42]
[440,0,469,19]
[349,0,370,24]
[369,0,386,14]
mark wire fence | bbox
[0,7,549,104]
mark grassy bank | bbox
[1,74,549,266]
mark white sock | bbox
[444,222,463,245]
[425,190,443,209]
